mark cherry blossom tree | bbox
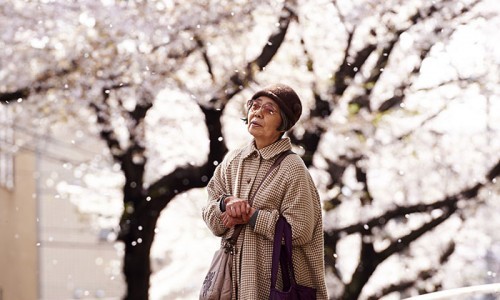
[1,0,499,299]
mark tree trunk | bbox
[122,207,159,300]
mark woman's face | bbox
[247,96,283,147]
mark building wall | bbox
[38,159,125,299]
[0,150,38,300]
[36,131,124,300]
[1,122,124,300]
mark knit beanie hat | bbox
[251,83,302,130]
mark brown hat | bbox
[251,83,302,130]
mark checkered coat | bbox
[202,138,328,300]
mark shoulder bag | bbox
[269,216,317,300]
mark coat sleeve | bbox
[253,156,319,246]
[281,164,318,246]
[201,150,238,237]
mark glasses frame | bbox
[246,99,279,117]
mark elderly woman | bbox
[202,84,328,300]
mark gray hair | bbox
[277,110,290,132]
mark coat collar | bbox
[241,137,292,160]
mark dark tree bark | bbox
[108,3,296,299]
[2,1,494,299]
[290,1,488,299]
[0,59,78,104]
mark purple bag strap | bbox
[226,150,294,246]
[271,216,297,290]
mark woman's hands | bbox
[221,196,256,228]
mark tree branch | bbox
[88,86,126,162]
[343,203,456,299]
[366,242,455,300]
[332,159,499,299]
[288,35,331,166]
[0,88,30,104]
[143,0,297,219]
[333,33,374,98]
[326,159,500,253]
[0,59,78,104]
[194,34,216,82]
[376,0,481,113]
[209,0,297,106]
[146,104,227,211]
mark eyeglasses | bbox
[246,99,278,116]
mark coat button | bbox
[246,178,251,184]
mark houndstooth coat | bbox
[202,138,328,300]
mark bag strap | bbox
[226,150,294,247]
[271,216,297,290]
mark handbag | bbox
[269,216,317,300]
[199,228,240,300]
[201,150,294,300]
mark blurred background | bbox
[0,0,499,299]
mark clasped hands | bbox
[221,196,256,228]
